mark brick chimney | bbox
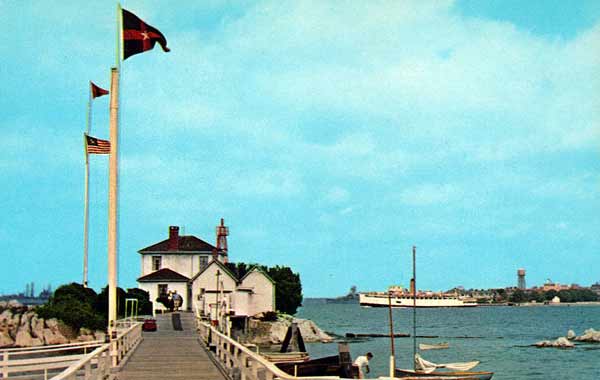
[168,226,179,251]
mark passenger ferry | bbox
[359,286,478,308]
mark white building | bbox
[191,260,275,318]
[137,224,275,316]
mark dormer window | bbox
[199,256,208,270]
[152,256,162,271]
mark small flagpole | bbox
[83,133,90,288]
[82,88,92,288]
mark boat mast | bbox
[412,245,417,371]
[387,289,395,378]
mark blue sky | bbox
[1,1,599,297]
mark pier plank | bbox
[116,313,226,380]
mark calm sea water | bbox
[297,300,600,380]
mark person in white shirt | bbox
[354,352,373,378]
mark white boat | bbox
[396,354,493,379]
[419,342,449,350]
[359,289,478,308]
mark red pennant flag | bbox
[122,8,170,60]
[90,82,109,99]
[85,134,111,154]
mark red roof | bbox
[138,235,217,254]
[137,268,190,283]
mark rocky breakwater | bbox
[534,328,600,348]
[572,328,600,343]
[0,301,105,348]
[244,314,333,345]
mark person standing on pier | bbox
[354,352,373,378]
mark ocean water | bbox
[296,300,600,379]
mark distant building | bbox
[137,224,275,317]
[542,279,570,292]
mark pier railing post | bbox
[84,360,91,380]
[1,350,8,379]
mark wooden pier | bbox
[116,313,227,380]
[41,312,351,380]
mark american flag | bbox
[85,134,111,154]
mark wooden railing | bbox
[0,322,142,380]
[0,340,103,380]
[197,321,348,380]
[49,322,142,380]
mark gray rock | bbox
[80,327,93,336]
[93,331,106,342]
[76,334,96,342]
[575,328,600,342]
[15,329,34,347]
[46,318,59,331]
[0,330,14,347]
[245,317,333,345]
[42,328,68,345]
[19,311,31,327]
[535,337,574,348]
[0,309,12,324]
[31,316,45,338]
[567,329,576,340]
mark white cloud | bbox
[217,169,305,198]
[398,183,462,206]
[325,187,350,203]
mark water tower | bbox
[517,268,526,290]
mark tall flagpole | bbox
[108,3,122,341]
[107,67,119,338]
[83,89,91,288]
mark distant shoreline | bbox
[304,298,600,307]
[505,301,600,307]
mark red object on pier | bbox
[142,318,157,332]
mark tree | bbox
[125,288,153,315]
[95,286,128,319]
[223,262,303,315]
[544,289,558,301]
[268,265,303,315]
[528,291,545,303]
[509,289,526,303]
[37,283,105,331]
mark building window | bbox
[199,256,208,270]
[158,284,168,296]
[152,256,162,271]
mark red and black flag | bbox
[90,82,109,98]
[85,134,111,154]
[122,8,170,60]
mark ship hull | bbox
[359,293,478,308]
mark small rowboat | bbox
[419,342,449,350]
[396,354,494,379]
[396,368,494,379]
